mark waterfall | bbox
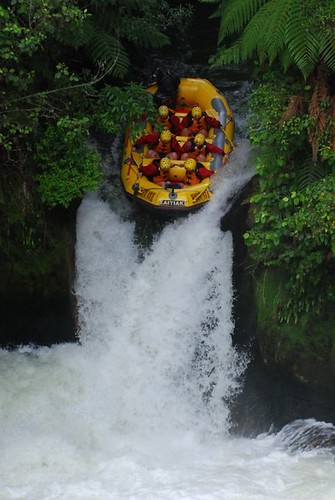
[74,140,252,442]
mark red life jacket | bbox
[197,167,215,179]
[158,116,172,129]
[205,142,224,155]
[158,114,182,134]
[153,170,170,184]
[181,112,221,134]
[140,162,159,177]
[188,116,208,134]
[154,140,172,154]
[189,141,224,159]
[135,131,159,147]
[185,172,199,185]
[188,144,207,159]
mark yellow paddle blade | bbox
[142,158,154,166]
[131,151,143,166]
[206,108,219,120]
[175,135,191,142]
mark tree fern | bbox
[88,27,129,78]
[296,160,326,189]
[120,17,169,49]
[257,143,284,170]
[78,0,172,80]
[207,0,335,79]
[284,2,320,78]
[319,31,335,72]
[263,0,291,63]
[239,5,271,61]
[213,0,268,41]
[211,41,242,66]
[279,47,293,73]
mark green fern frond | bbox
[263,0,291,63]
[122,19,169,48]
[259,143,285,169]
[89,28,129,78]
[70,17,95,48]
[280,47,293,72]
[319,31,335,72]
[211,41,243,66]
[288,32,320,79]
[239,4,271,60]
[209,0,335,79]
[285,2,320,78]
[217,0,267,42]
[296,160,325,190]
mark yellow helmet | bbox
[169,165,186,182]
[160,130,172,143]
[192,106,202,119]
[160,157,171,172]
[194,133,205,146]
[158,105,169,118]
[184,158,197,172]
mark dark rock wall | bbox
[0,205,78,348]
[224,178,335,434]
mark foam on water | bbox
[1,141,335,499]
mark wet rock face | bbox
[0,207,78,348]
[0,293,77,348]
[225,178,335,392]
[222,178,335,435]
[220,176,256,352]
[229,351,335,437]
[253,280,335,392]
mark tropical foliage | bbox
[201,0,335,323]
[0,0,191,270]
[244,73,334,322]
[0,0,91,264]
[201,0,335,79]
[78,0,170,79]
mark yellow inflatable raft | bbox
[121,77,235,216]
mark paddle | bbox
[206,109,236,151]
[131,151,143,167]
[127,152,156,179]
[126,151,142,179]
[192,184,212,202]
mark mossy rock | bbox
[254,268,335,387]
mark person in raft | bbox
[156,105,183,135]
[153,157,173,186]
[153,157,186,188]
[152,69,180,108]
[180,133,225,162]
[139,156,215,188]
[138,158,160,180]
[134,129,183,159]
[180,106,221,137]
[183,158,215,185]
[139,157,174,186]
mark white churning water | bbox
[0,142,335,499]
